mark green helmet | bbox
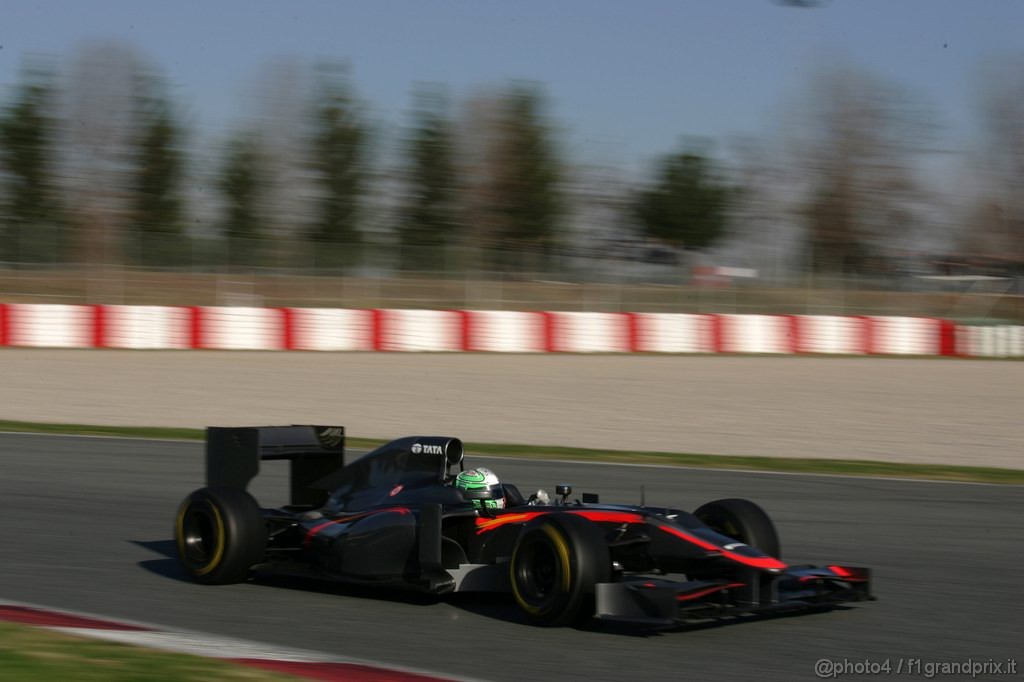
[454,467,505,509]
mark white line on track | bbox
[1,430,1018,487]
[0,430,198,443]
[470,455,1021,487]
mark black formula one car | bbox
[174,426,873,627]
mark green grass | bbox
[0,622,292,681]
[1,418,1021,485]
[0,420,204,441]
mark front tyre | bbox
[174,487,266,585]
[693,497,781,559]
[510,514,610,626]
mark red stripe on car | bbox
[304,507,411,546]
[474,510,644,534]
[676,582,745,602]
[657,524,788,570]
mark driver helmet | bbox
[454,467,505,509]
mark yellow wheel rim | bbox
[510,523,572,616]
[175,498,226,576]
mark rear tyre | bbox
[693,498,781,559]
[509,514,610,627]
[174,487,266,585]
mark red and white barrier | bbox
[465,311,545,352]
[375,309,463,352]
[544,312,633,353]
[867,316,942,356]
[2,304,95,348]
[796,315,868,354]
[196,307,284,351]
[103,305,192,349]
[959,325,1024,358]
[0,303,1019,357]
[718,314,795,354]
[634,313,714,353]
[287,308,374,352]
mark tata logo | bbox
[411,443,443,455]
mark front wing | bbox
[595,564,873,626]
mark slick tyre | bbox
[510,514,610,627]
[693,497,781,559]
[174,487,266,585]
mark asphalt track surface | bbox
[2,350,1022,467]
[2,434,1022,681]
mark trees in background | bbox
[63,42,150,265]
[796,66,928,273]
[217,133,265,267]
[308,65,365,267]
[974,60,1024,262]
[250,58,311,241]
[632,149,731,251]
[59,44,191,267]
[3,46,1019,278]
[0,65,61,263]
[448,83,563,270]
[457,91,503,253]
[131,79,186,265]
[488,84,562,262]
[397,86,461,265]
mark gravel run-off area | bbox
[1,350,1021,468]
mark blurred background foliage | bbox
[0,42,1021,317]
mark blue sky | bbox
[2,0,1022,172]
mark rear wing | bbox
[206,425,346,507]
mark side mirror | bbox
[555,484,572,504]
